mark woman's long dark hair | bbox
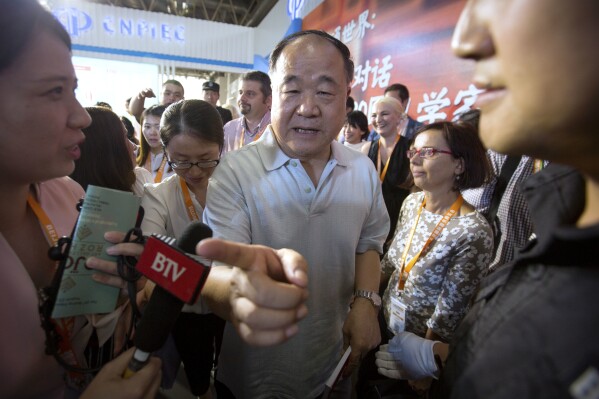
[71,107,135,192]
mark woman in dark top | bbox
[363,96,413,251]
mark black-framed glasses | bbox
[167,159,220,170]
[407,147,453,159]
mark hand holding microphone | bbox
[100,222,310,377]
[85,230,147,295]
[124,221,213,377]
[81,348,161,399]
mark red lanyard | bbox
[397,195,464,290]
[377,134,400,182]
[179,177,200,221]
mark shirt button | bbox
[290,161,297,167]
[305,187,312,193]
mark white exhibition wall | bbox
[46,0,326,110]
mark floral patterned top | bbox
[382,191,493,341]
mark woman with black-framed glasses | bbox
[140,99,225,398]
[375,121,493,395]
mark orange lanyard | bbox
[533,159,545,174]
[240,119,268,147]
[397,195,464,290]
[27,192,81,375]
[154,156,167,183]
[179,177,200,221]
[27,193,60,246]
[377,134,400,182]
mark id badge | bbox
[389,297,407,334]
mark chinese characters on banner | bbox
[302,0,476,123]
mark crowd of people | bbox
[2,0,597,398]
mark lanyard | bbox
[240,118,269,147]
[154,156,167,183]
[397,194,464,290]
[27,193,60,246]
[27,192,82,376]
[179,177,200,221]
[533,159,545,174]
[377,134,400,182]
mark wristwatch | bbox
[353,290,382,311]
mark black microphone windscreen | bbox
[177,221,213,253]
[134,222,213,353]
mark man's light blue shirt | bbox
[203,126,389,398]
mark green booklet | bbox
[52,185,141,318]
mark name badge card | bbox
[389,297,407,334]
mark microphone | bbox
[136,223,213,304]
[123,221,213,378]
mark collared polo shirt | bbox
[203,126,389,398]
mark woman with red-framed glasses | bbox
[375,121,493,395]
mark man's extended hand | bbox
[197,238,309,347]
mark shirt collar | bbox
[257,126,349,171]
[398,116,409,136]
[243,110,272,136]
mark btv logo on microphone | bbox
[150,252,186,282]
[137,235,210,304]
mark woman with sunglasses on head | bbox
[377,121,493,395]
[140,99,225,399]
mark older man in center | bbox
[203,30,389,398]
